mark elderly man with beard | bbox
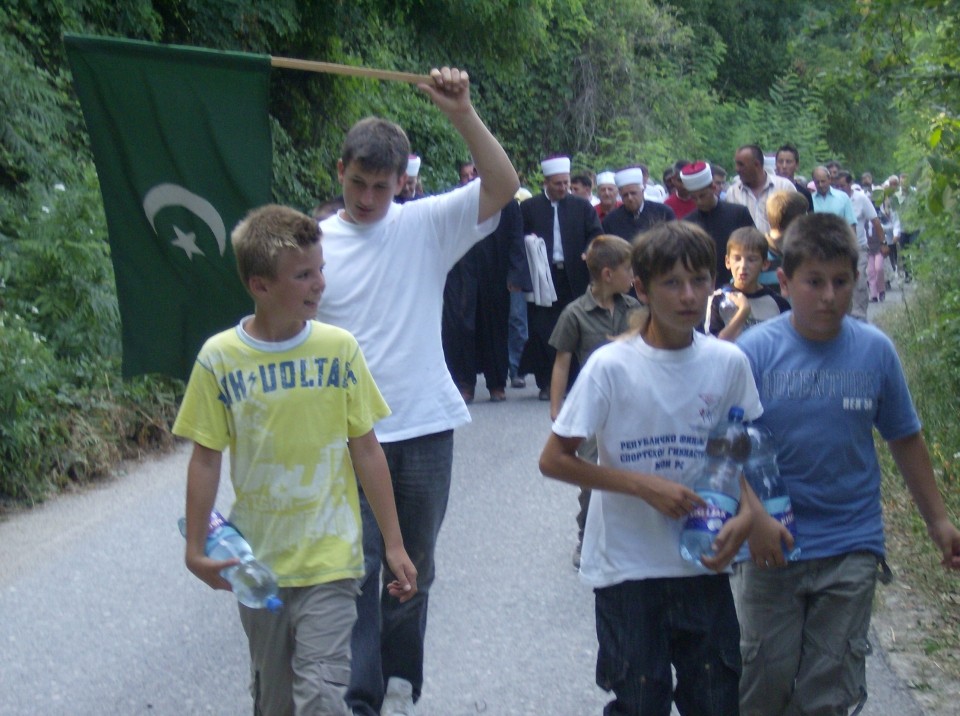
[601,166,675,241]
[519,156,603,400]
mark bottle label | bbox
[208,510,228,537]
[763,497,797,535]
[685,490,738,533]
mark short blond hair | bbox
[231,204,320,286]
[586,234,633,282]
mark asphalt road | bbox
[0,371,930,715]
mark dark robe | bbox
[684,200,756,285]
[442,199,528,392]
[518,193,603,390]
[601,201,676,242]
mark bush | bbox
[0,310,62,501]
[2,169,120,361]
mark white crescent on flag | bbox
[142,183,227,257]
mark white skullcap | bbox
[596,171,616,187]
[406,154,421,177]
[615,167,645,189]
[541,156,571,176]
[680,161,712,191]
[515,187,533,202]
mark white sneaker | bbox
[380,677,415,716]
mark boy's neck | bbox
[732,280,761,294]
[244,314,307,343]
[640,319,694,350]
[589,283,617,309]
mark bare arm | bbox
[348,430,418,601]
[888,432,960,570]
[539,432,704,520]
[549,351,572,421]
[184,442,233,591]
[418,67,519,223]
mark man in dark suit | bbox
[681,161,756,285]
[601,167,676,242]
[519,156,603,400]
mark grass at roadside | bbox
[874,282,960,689]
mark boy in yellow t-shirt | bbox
[173,204,416,716]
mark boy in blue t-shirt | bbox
[735,212,960,715]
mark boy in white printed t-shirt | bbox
[174,205,417,716]
[540,221,762,715]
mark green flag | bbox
[64,34,272,380]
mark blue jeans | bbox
[594,575,741,716]
[346,430,454,715]
[508,291,528,378]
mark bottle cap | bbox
[728,406,744,421]
[265,596,283,613]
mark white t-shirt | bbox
[850,189,878,248]
[552,332,762,587]
[318,180,500,442]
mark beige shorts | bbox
[238,578,360,716]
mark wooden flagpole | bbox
[270,56,432,84]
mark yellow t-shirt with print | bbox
[173,319,390,587]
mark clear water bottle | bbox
[717,287,739,325]
[680,406,751,568]
[744,424,800,561]
[178,511,283,612]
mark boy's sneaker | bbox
[381,677,415,716]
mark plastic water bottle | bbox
[744,424,800,561]
[178,511,283,612]
[717,287,739,325]
[680,406,751,568]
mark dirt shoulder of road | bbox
[870,281,960,713]
[872,562,960,713]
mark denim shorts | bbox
[594,574,741,716]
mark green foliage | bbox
[0,309,61,501]
[698,70,830,176]
[2,168,120,361]
[0,7,74,190]
[0,0,953,516]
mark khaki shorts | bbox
[732,552,877,716]
[238,579,360,716]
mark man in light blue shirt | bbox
[811,165,856,225]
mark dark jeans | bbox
[508,291,528,378]
[346,430,454,715]
[594,575,741,716]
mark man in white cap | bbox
[601,166,675,241]
[396,153,424,203]
[594,170,620,221]
[682,160,756,285]
[726,144,796,234]
[519,155,603,400]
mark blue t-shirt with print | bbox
[736,313,920,559]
